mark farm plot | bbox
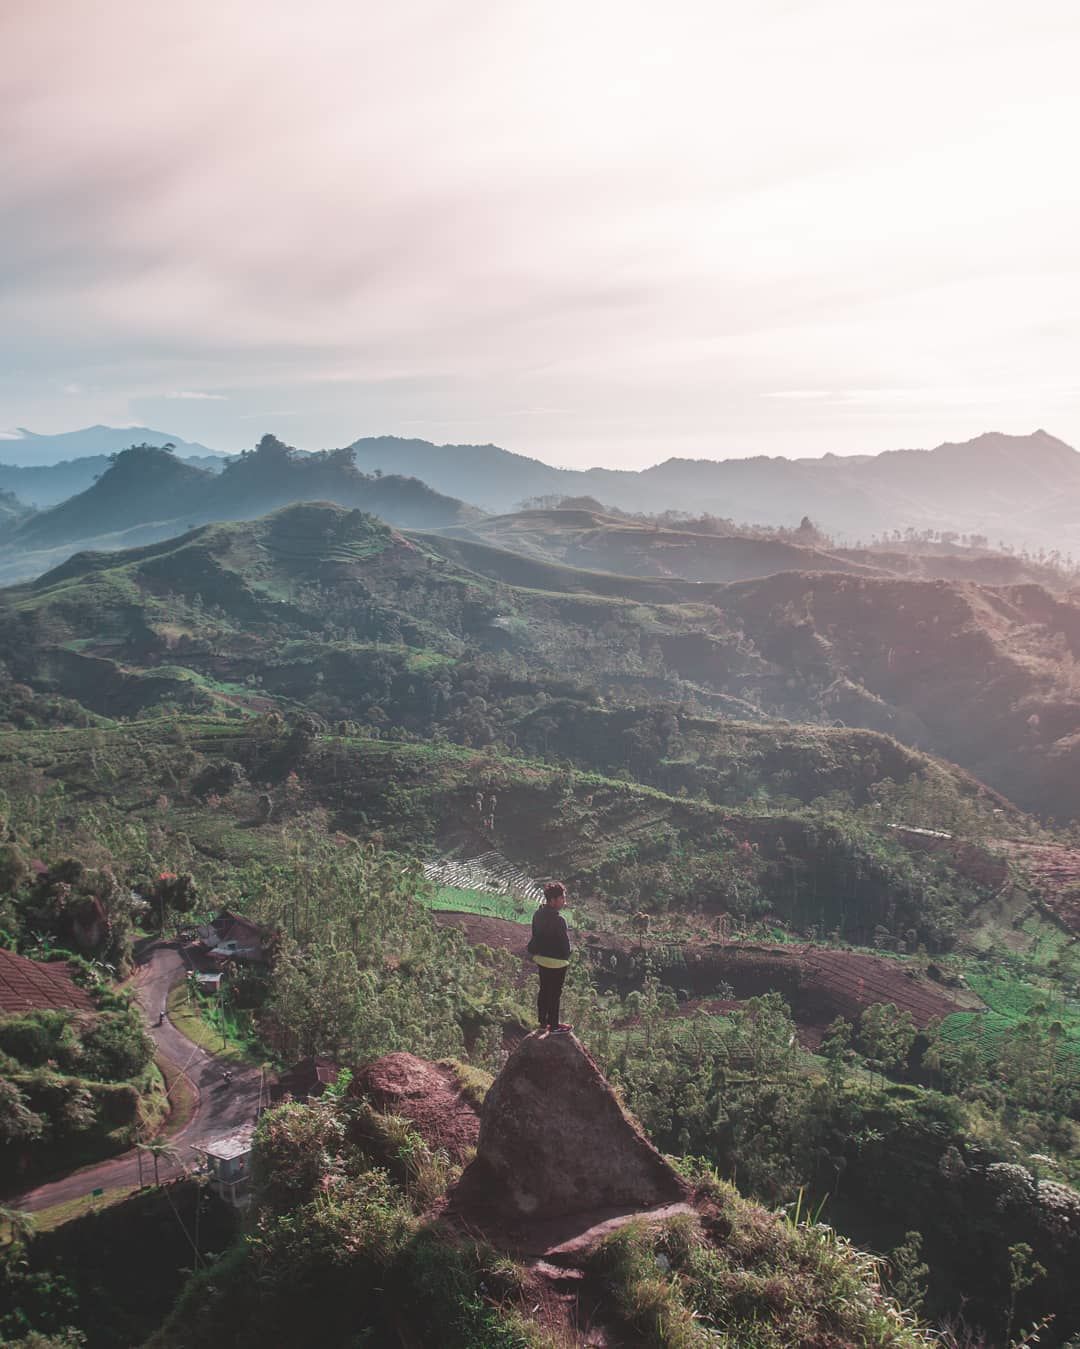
[999,839,1080,934]
[798,949,966,1027]
[423,851,548,925]
[426,885,534,924]
[424,852,543,900]
[937,971,1080,1069]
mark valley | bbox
[1,441,1079,1346]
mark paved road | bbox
[12,945,264,1212]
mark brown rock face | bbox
[350,1052,481,1164]
[452,1031,688,1220]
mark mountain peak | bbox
[0,425,219,468]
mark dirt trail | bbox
[10,944,263,1213]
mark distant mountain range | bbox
[0,424,220,467]
[350,429,1080,553]
[0,437,475,584]
[6,422,1080,559]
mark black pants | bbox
[537,964,567,1028]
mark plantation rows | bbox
[425,885,533,924]
[936,970,1080,1068]
[798,948,962,1026]
[937,1011,1080,1068]
[422,851,545,903]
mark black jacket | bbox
[529,905,571,961]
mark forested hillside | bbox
[0,439,475,584]
[1,498,1079,1347]
[4,500,1079,817]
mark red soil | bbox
[434,912,969,1044]
[350,1051,480,1163]
[999,840,1080,935]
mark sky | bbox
[2,0,1080,469]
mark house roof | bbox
[213,910,269,943]
[197,1122,256,1162]
[273,1055,342,1101]
[0,948,96,1016]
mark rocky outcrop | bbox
[351,1052,481,1163]
[452,1031,688,1220]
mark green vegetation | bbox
[0,1006,158,1191]
[588,1193,925,1348]
[426,885,533,923]
[2,497,1080,1345]
[141,1087,934,1349]
[0,1180,235,1349]
[150,1098,552,1349]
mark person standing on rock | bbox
[528,882,572,1033]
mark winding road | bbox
[11,945,264,1213]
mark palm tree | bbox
[0,1205,37,1246]
[138,1138,181,1187]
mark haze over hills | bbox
[6,497,1080,819]
[0,424,220,467]
[451,508,1079,592]
[9,422,1080,556]
[0,437,476,584]
[351,428,1080,554]
[445,508,894,583]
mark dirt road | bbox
[11,945,264,1213]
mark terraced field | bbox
[422,851,545,904]
[426,885,533,924]
[937,970,1080,1068]
[422,852,545,924]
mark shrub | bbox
[0,1016,55,1067]
[251,1102,347,1215]
[80,1008,154,1081]
[0,1076,45,1144]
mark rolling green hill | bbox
[444,508,892,583]
[0,438,477,583]
[0,497,1050,819]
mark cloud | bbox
[1,0,1079,462]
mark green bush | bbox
[80,1008,154,1081]
[0,1016,55,1067]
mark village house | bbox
[270,1055,343,1105]
[194,910,272,967]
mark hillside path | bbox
[10,944,264,1213]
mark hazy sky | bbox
[3,0,1080,467]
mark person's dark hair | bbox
[543,881,566,903]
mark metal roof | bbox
[196,1122,256,1162]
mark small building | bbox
[195,910,272,966]
[195,1122,256,1206]
[270,1056,343,1106]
